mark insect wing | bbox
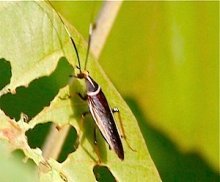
[88,91,124,160]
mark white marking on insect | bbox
[87,86,101,96]
[86,75,95,88]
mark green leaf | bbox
[0,2,161,181]
[0,141,38,182]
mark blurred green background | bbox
[32,1,219,181]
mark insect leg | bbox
[69,65,81,78]
[112,107,125,139]
[77,93,88,101]
[79,111,90,130]
[112,107,136,152]
[77,111,90,143]
[94,127,101,163]
[94,127,98,145]
[79,112,101,163]
[59,89,82,100]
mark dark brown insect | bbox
[77,70,124,160]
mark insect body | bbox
[49,2,124,160]
[77,71,124,160]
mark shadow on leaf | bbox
[0,58,11,90]
[125,97,219,182]
[0,57,73,120]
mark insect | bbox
[49,2,126,160]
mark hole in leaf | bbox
[26,123,78,162]
[93,165,116,182]
[26,122,52,149]
[0,58,11,90]
[0,57,73,120]
[57,126,78,163]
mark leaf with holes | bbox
[0,2,161,181]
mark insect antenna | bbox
[84,23,95,71]
[47,1,82,72]
[84,2,97,71]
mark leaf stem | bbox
[91,1,123,59]
[42,125,70,160]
